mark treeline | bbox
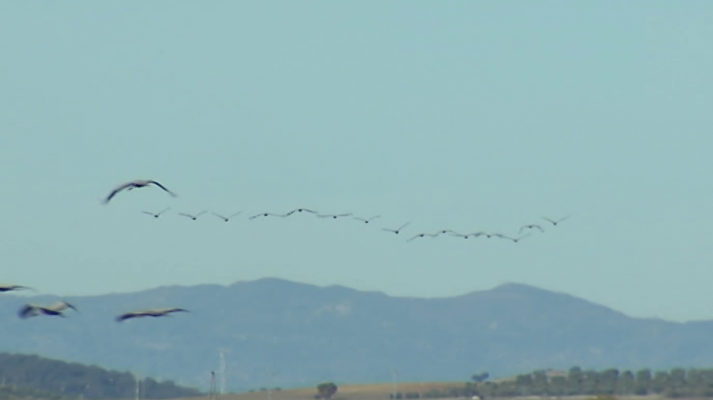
[0,384,66,400]
[0,353,201,399]
[462,367,713,398]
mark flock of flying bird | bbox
[121,180,571,244]
[3,178,570,322]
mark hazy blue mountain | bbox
[1,278,712,392]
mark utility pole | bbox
[209,371,217,400]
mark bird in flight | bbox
[102,179,177,204]
[352,215,380,224]
[212,211,242,222]
[283,208,319,217]
[519,224,544,234]
[115,307,189,322]
[499,233,532,243]
[178,211,207,221]
[18,301,77,319]
[542,215,571,226]
[450,231,487,239]
[249,212,287,220]
[433,229,461,236]
[407,232,439,242]
[382,222,410,234]
[0,284,33,293]
[316,213,353,220]
[142,208,171,219]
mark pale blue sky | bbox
[1,1,712,322]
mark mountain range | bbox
[1,278,712,392]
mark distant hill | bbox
[1,278,713,392]
[0,353,201,399]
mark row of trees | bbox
[463,366,713,398]
[0,384,66,400]
[0,353,201,399]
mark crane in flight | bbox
[449,231,487,239]
[283,208,319,217]
[542,215,571,226]
[178,211,207,221]
[499,233,532,243]
[0,284,33,293]
[116,308,189,322]
[249,212,287,220]
[212,211,242,222]
[407,232,439,242]
[382,222,410,235]
[316,213,353,220]
[142,208,171,219]
[352,215,380,224]
[102,179,177,204]
[519,224,544,234]
[18,301,78,319]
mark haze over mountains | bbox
[1,278,712,392]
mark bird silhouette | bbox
[102,179,177,204]
[212,211,242,222]
[0,284,33,293]
[542,215,571,226]
[433,229,461,236]
[406,232,439,242]
[382,222,410,234]
[178,211,207,221]
[249,212,287,220]
[283,208,319,217]
[500,233,532,243]
[352,215,381,224]
[116,307,189,322]
[450,231,487,239]
[519,224,544,234]
[142,208,171,219]
[18,301,77,319]
[316,213,353,220]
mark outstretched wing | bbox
[407,234,424,242]
[397,222,410,231]
[116,312,138,322]
[148,180,177,197]
[102,182,133,204]
[18,304,38,319]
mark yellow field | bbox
[181,382,463,400]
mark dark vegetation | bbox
[0,384,66,400]
[0,353,201,400]
[477,366,713,398]
[315,382,338,399]
[389,367,713,399]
